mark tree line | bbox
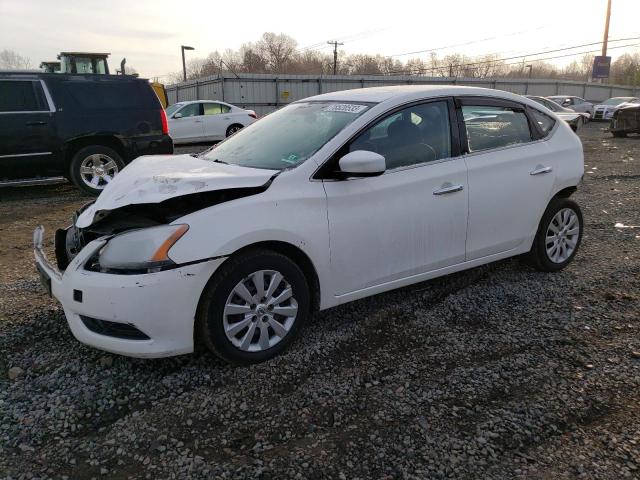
[170,32,640,87]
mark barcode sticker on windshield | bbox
[322,104,368,114]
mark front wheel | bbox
[196,249,310,364]
[526,197,583,272]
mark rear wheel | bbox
[69,145,124,195]
[196,249,310,364]
[226,124,243,137]
[526,197,583,272]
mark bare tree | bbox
[256,32,297,73]
[0,49,31,70]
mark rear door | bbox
[201,102,230,140]
[458,97,556,260]
[169,102,204,142]
[0,79,57,180]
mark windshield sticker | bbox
[322,103,368,114]
[281,153,299,164]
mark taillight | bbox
[160,109,169,135]
[248,111,257,119]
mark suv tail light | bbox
[160,109,169,134]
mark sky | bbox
[1,0,639,81]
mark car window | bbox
[574,98,583,105]
[203,103,223,115]
[177,103,201,117]
[221,104,231,113]
[529,109,556,136]
[0,80,47,112]
[462,105,532,152]
[62,81,157,109]
[350,101,451,170]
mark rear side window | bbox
[0,80,47,112]
[203,103,230,115]
[529,109,556,136]
[63,81,157,110]
[462,105,532,152]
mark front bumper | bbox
[33,226,225,358]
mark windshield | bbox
[165,103,184,116]
[202,101,372,170]
[602,97,630,106]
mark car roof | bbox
[304,85,538,105]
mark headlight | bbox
[99,224,189,271]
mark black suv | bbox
[0,72,173,194]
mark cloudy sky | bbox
[1,0,638,80]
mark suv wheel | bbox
[69,145,125,195]
[527,197,583,272]
[197,249,310,364]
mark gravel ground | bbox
[1,123,639,479]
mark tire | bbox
[526,197,583,272]
[226,124,243,137]
[612,131,627,138]
[69,145,125,196]
[196,249,310,364]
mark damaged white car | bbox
[34,85,584,363]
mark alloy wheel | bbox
[223,270,298,352]
[545,208,580,263]
[79,154,119,190]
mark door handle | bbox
[433,183,464,195]
[26,121,47,126]
[530,165,553,175]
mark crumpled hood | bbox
[76,154,277,228]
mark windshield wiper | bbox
[211,158,229,164]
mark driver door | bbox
[170,102,204,142]
[322,99,469,297]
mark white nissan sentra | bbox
[34,86,584,363]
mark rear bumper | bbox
[33,226,225,358]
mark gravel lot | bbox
[1,123,639,479]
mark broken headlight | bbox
[98,224,189,272]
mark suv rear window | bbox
[62,81,157,110]
[0,80,47,112]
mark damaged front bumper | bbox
[33,225,226,358]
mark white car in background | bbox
[548,96,594,117]
[166,100,257,144]
[34,86,584,364]
[592,97,640,121]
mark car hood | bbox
[76,154,277,228]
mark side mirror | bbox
[173,112,183,119]
[338,150,386,177]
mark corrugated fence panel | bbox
[165,74,638,114]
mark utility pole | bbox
[327,40,344,75]
[602,0,612,57]
[181,45,194,82]
[526,64,533,78]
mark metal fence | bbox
[166,73,640,116]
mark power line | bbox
[382,37,640,76]
[389,25,554,57]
